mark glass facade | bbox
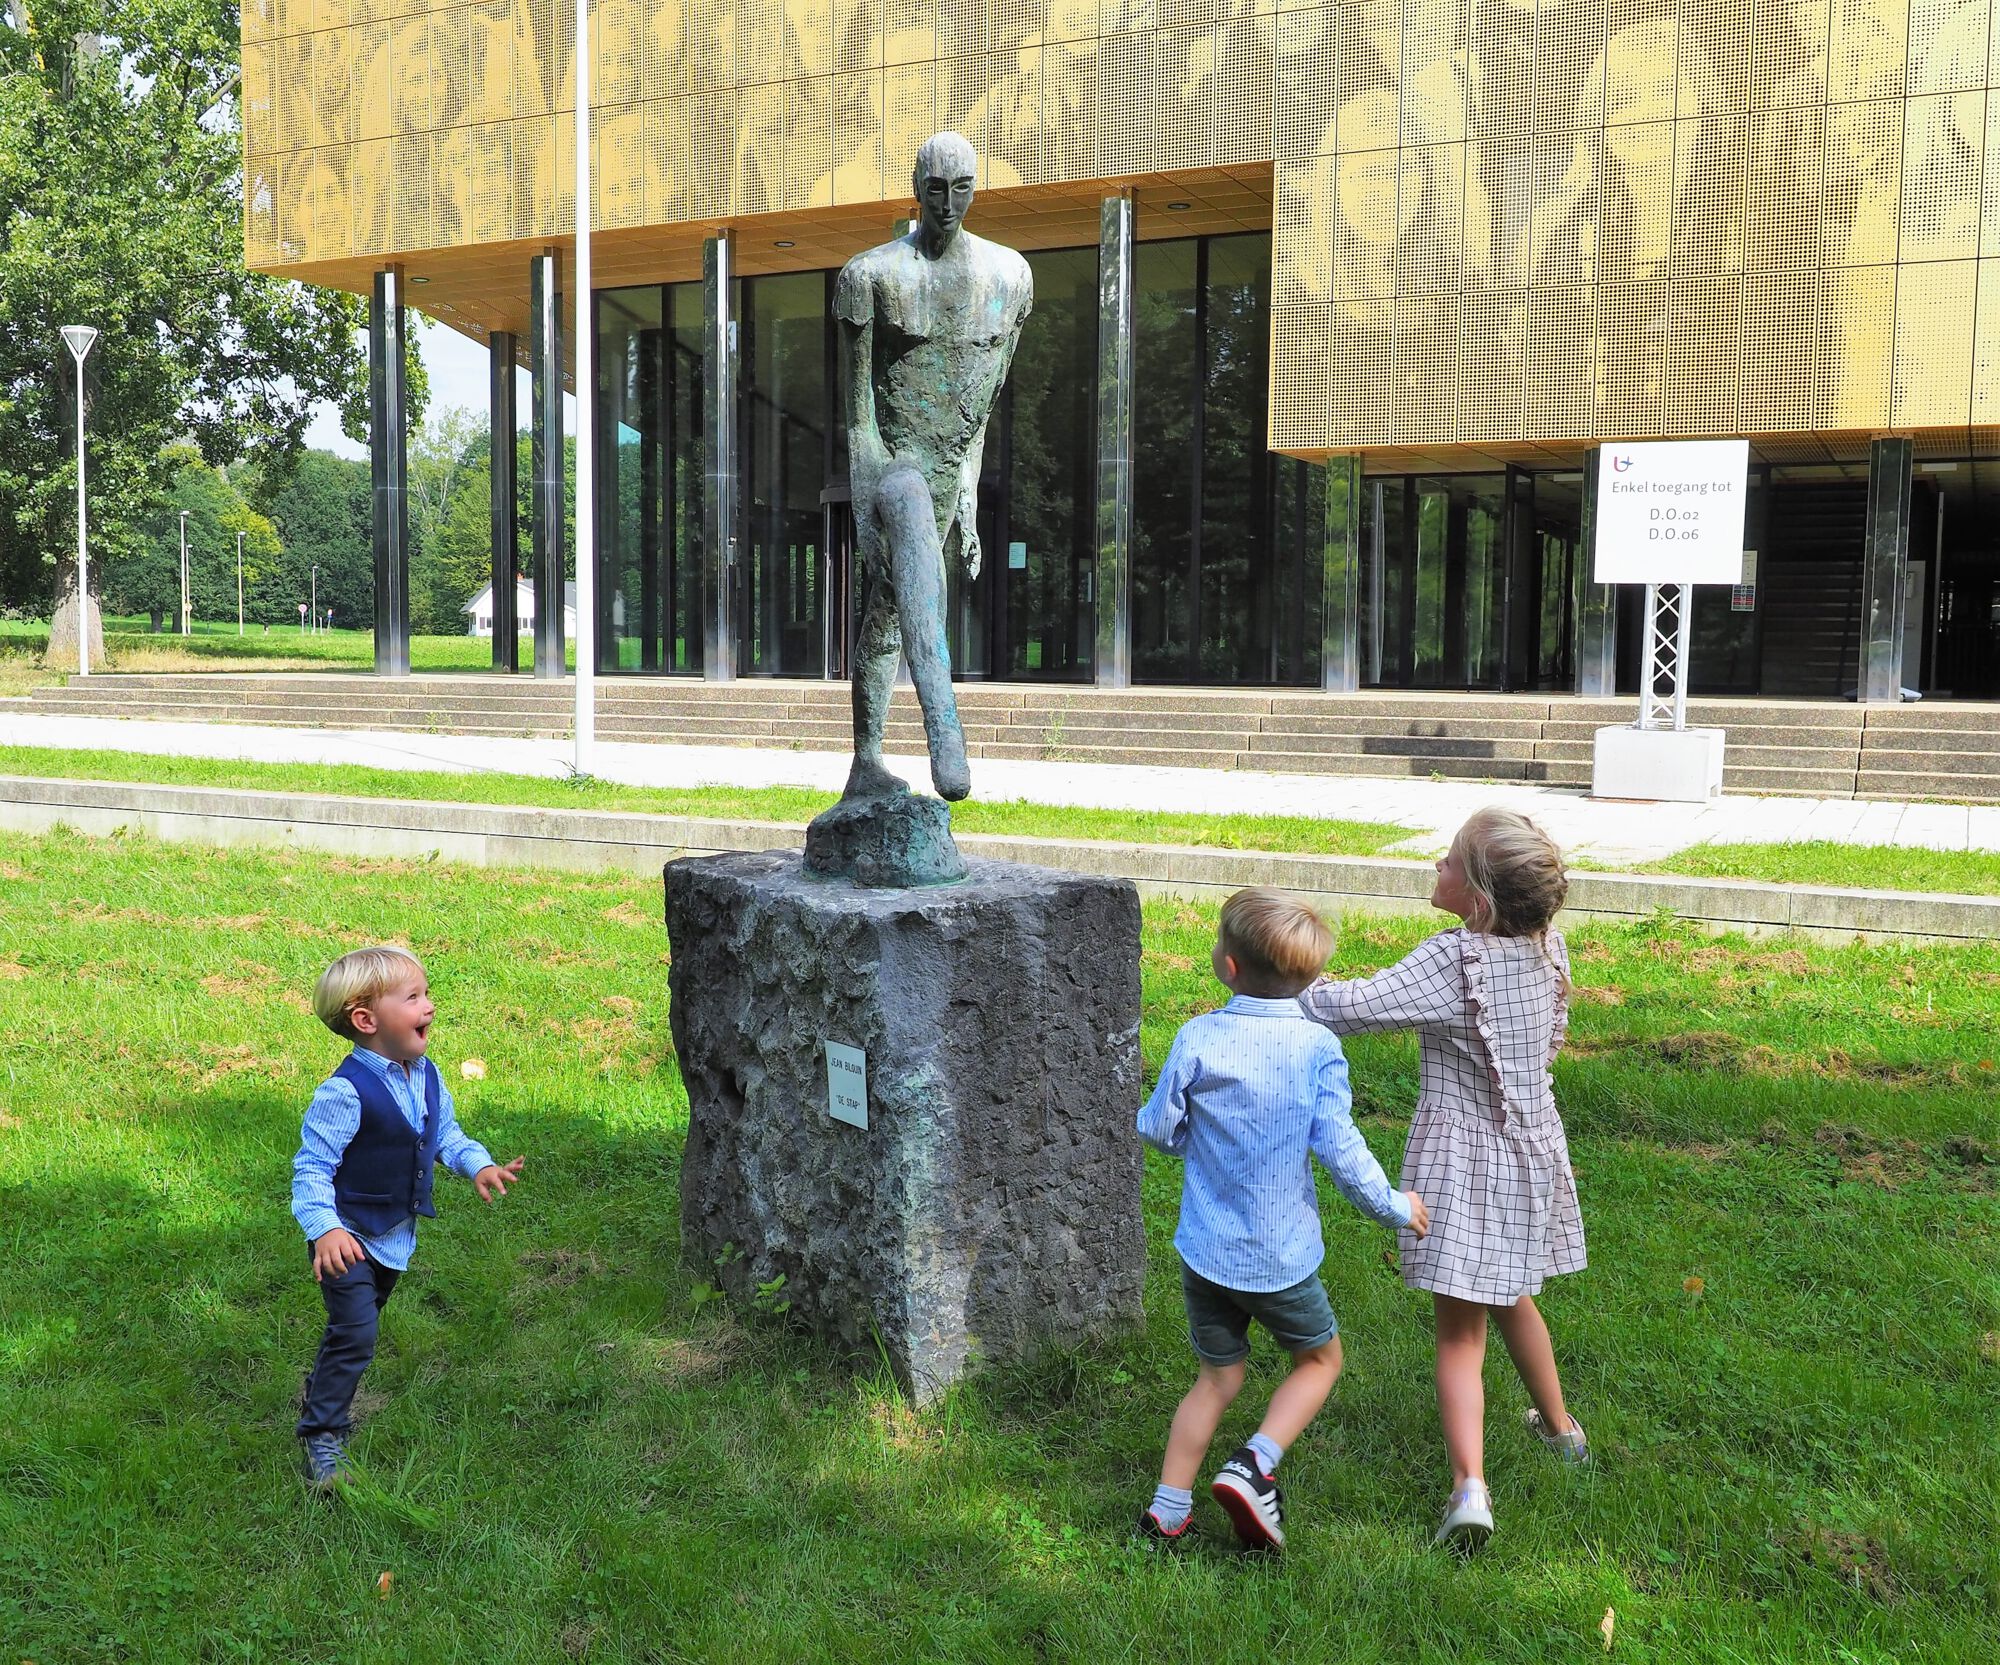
[590,234,1993,701]
[594,232,1332,688]
[598,282,703,674]
[1132,236,1325,685]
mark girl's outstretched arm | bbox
[1297,931,1466,1036]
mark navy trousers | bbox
[296,1251,399,1440]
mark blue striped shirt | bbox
[1137,994,1412,1292]
[291,1047,495,1272]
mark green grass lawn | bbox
[1,831,1995,1661]
[0,746,1412,858]
[1,618,553,678]
[1639,840,2000,898]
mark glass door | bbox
[1364,475,1507,689]
[738,272,833,676]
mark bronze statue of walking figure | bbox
[835,131,1032,806]
[805,132,1032,886]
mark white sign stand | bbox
[1589,441,1747,803]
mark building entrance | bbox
[1358,471,1580,692]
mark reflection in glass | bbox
[598,282,705,673]
[1133,233,1323,685]
[739,272,832,676]
[989,247,1098,680]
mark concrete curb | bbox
[2,774,1995,944]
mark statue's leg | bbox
[843,553,909,802]
[875,464,970,802]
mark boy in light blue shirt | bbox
[1134,888,1428,1553]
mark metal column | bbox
[488,331,520,670]
[1321,454,1362,692]
[1859,436,1913,703]
[701,233,738,682]
[1093,192,1136,688]
[1572,448,1616,696]
[529,252,566,680]
[368,267,410,676]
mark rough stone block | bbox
[805,791,966,887]
[667,851,1146,1399]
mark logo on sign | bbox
[1611,455,1633,473]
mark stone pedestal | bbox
[666,851,1145,1400]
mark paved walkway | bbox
[6,711,1997,863]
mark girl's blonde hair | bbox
[1451,809,1568,940]
[314,945,425,1039]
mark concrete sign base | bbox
[1592,725,1726,803]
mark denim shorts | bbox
[1180,1260,1339,1365]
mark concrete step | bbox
[1857,749,2000,777]
[1858,731,2000,759]
[974,740,1245,769]
[1241,732,1543,762]
[1266,694,1556,721]
[1260,714,1549,741]
[1541,718,1863,750]
[1856,771,2000,801]
[1861,704,2000,734]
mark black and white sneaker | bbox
[1131,1507,1196,1552]
[1210,1445,1285,1551]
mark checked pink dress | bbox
[1298,928,1585,1305]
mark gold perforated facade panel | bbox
[244,0,2000,452]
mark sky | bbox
[300,319,562,456]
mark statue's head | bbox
[911,131,977,245]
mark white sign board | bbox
[825,1041,867,1129]
[1594,440,1749,586]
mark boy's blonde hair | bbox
[1218,887,1333,993]
[1451,808,1569,938]
[314,946,425,1039]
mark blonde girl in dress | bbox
[1298,807,1587,1551]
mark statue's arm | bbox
[840,312,887,563]
[953,319,1027,578]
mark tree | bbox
[417,450,499,636]
[106,447,280,628]
[0,3,425,665]
[242,448,371,629]
[408,406,487,633]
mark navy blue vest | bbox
[330,1054,442,1237]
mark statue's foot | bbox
[842,757,909,803]
[930,730,971,803]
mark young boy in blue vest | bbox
[292,945,524,1489]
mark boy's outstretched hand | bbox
[1403,1193,1431,1238]
[311,1228,366,1282]
[474,1157,526,1202]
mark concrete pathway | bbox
[6,711,1997,864]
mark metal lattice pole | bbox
[1638,582,1691,732]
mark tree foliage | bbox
[105,446,281,627]
[0,2,421,615]
[240,446,372,628]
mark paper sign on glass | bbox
[826,1041,867,1129]
[1593,440,1750,586]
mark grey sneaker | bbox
[1524,1408,1590,1463]
[302,1433,349,1491]
[1433,1479,1494,1552]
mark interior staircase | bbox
[15,673,2000,802]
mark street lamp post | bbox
[310,564,319,635]
[178,509,191,635]
[236,531,245,634]
[60,326,98,677]
[572,0,596,774]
